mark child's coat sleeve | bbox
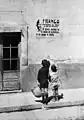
[37,70,40,83]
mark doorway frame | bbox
[0,32,21,91]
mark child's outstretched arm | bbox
[57,70,62,85]
[37,70,40,83]
[59,78,62,85]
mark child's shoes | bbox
[52,95,59,102]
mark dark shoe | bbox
[60,93,63,99]
[52,95,59,102]
[43,98,48,104]
[61,93,63,98]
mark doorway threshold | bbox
[0,89,22,94]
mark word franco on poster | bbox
[36,18,60,38]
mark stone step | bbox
[2,79,20,90]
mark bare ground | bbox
[1,106,84,120]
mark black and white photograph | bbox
[0,0,84,119]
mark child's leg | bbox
[53,89,58,101]
[41,88,45,102]
[45,81,48,99]
[55,89,58,100]
[44,82,49,102]
[52,85,59,101]
[45,88,48,97]
[44,82,48,105]
[52,89,56,101]
[55,85,59,101]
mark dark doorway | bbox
[3,32,21,71]
[1,32,21,91]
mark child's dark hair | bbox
[51,64,57,72]
[41,59,48,67]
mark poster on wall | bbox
[36,18,60,38]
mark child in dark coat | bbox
[37,59,50,105]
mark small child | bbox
[37,59,50,105]
[49,64,61,102]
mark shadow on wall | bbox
[21,63,84,92]
[59,63,84,89]
[21,64,41,92]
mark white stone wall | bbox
[0,0,84,66]
[23,0,84,64]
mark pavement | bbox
[0,88,84,113]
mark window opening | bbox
[2,32,21,71]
